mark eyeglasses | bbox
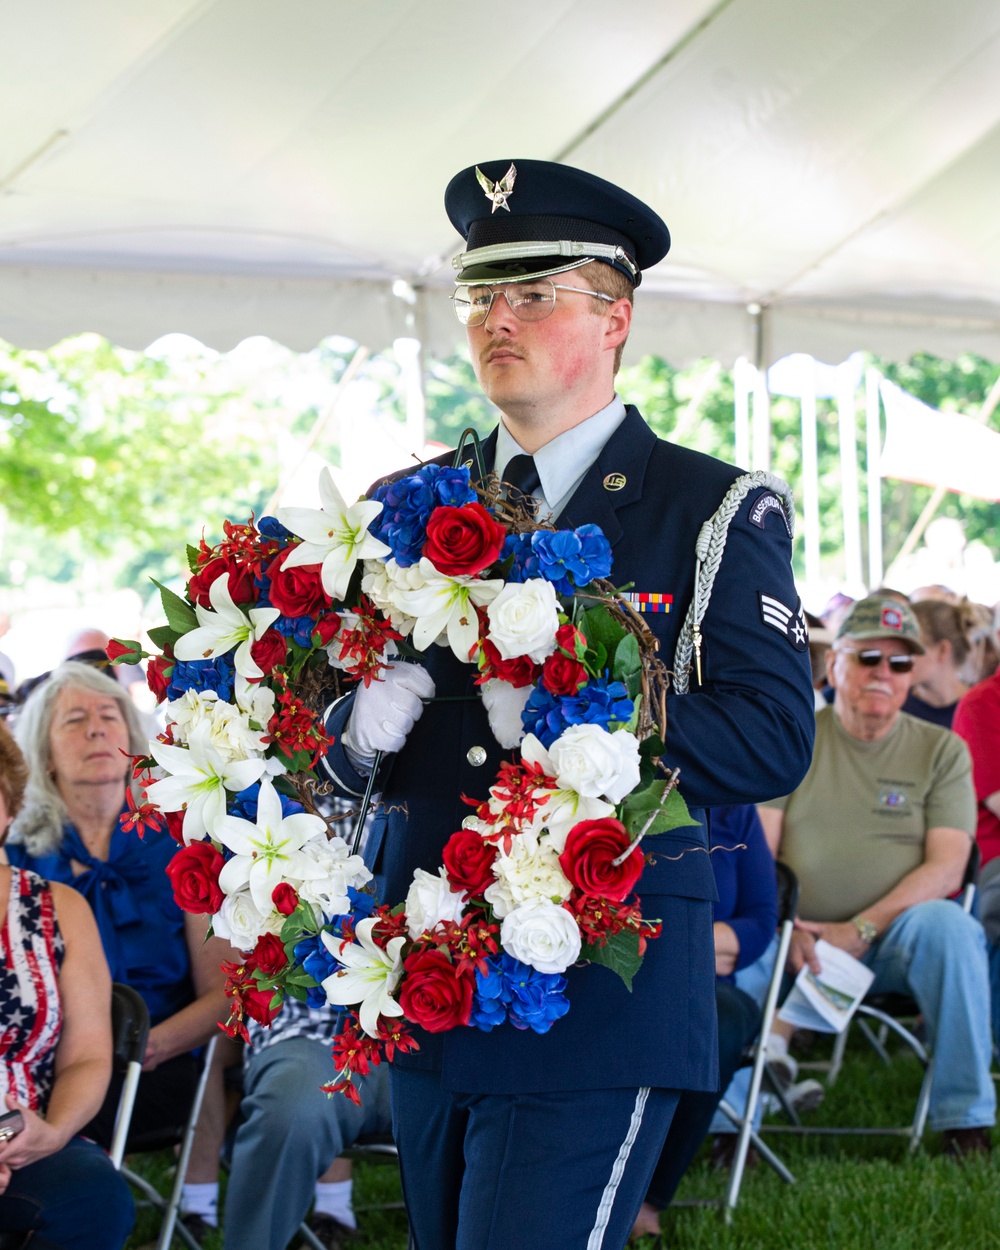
[451,279,614,326]
[842,648,916,674]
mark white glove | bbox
[343,662,436,761]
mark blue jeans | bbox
[0,1135,134,1250]
[222,1037,391,1250]
[861,899,995,1131]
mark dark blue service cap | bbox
[445,158,670,288]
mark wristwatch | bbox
[851,915,879,945]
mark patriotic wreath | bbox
[112,454,695,1100]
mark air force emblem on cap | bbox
[881,606,903,630]
[476,163,516,213]
[759,592,808,651]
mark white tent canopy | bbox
[3,0,1000,365]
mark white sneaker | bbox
[786,1078,825,1114]
[765,1038,799,1088]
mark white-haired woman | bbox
[6,662,231,1231]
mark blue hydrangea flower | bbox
[258,516,296,544]
[521,677,634,747]
[229,783,304,823]
[165,655,236,703]
[370,464,477,567]
[293,931,342,1008]
[273,613,318,648]
[503,956,570,1034]
[504,526,612,594]
[469,954,570,1035]
[469,958,508,1032]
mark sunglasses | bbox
[843,648,916,674]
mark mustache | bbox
[482,341,523,363]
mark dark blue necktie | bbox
[503,453,541,499]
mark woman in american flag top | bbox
[0,719,133,1249]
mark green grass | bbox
[125,1031,1000,1250]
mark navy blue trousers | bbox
[646,982,760,1209]
[391,1067,680,1250]
[0,1135,134,1250]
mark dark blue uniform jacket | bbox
[325,406,814,1095]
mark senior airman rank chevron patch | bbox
[759,592,808,651]
[621,592,672,614]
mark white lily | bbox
[148,724,266,843]
[391,557,504,660]
[276,467,390,600]
[215,777,330,914]
[321,917,407,1037]
[174,573,279,680]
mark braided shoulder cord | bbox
[672,471,796,695]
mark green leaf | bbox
[147,624,181,654]
[582,929,642,991]
[186,543,202,574]
[579,606,626,657]
[613,634,642,699]
[151,578,198,633]
[620,779,700,839]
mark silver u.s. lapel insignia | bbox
[476,164,516,213]
[603,472,626,491]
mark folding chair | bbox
[713,860,799,1220]
[120,1034,219,1250]
[109,983,151,1169]
[764,840,981,1154]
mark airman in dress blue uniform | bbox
[323,158,815,1250]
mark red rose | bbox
[423,503,506,577]
[244,983,282,1027]
[164,810,186,845]
[107,638,144,665]
[252,932,289,977]
[478,637,541,689]
[147,654,173,704]
[399,948,474,1033]
[189,556,257,608]
[165,841,225,914]
[541,651,588,696]
[312,612,342,647]
[559,818,644,902]
[266,548,332,619]
[250,629,287,675]
[555,623,587,660]
[272,883,300,916]
[442,829,497,897]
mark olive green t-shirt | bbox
[762,705,975,921]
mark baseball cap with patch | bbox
[835,595,925,654]
[445,158,670,288]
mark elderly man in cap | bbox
[322,158,815,1249]
[760,595,995,1156]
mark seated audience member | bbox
[903,599,972,728]
[6,662,232,1229]
[0,719,134,1249]
[224,996,391,1250]
[953,604,1000,1040]
[759,595,995,1157]
[960,602,1000,686]
[631,806,777,1240]
[805,612,833,712]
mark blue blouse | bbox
[8,818,193,1027]
[707,804,778,980]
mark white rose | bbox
[481,678,531,749]
[296,835,373,920]
[486,579,560,664]
[236,680,276,728]
[500,899,582,974]
[404,867,467,941]
[547,724,641,804]
[484,826,572,918]
[166,688,219,744]
[358,560,419,640]
[212,890,281,952]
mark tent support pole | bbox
[865,368,883,589]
